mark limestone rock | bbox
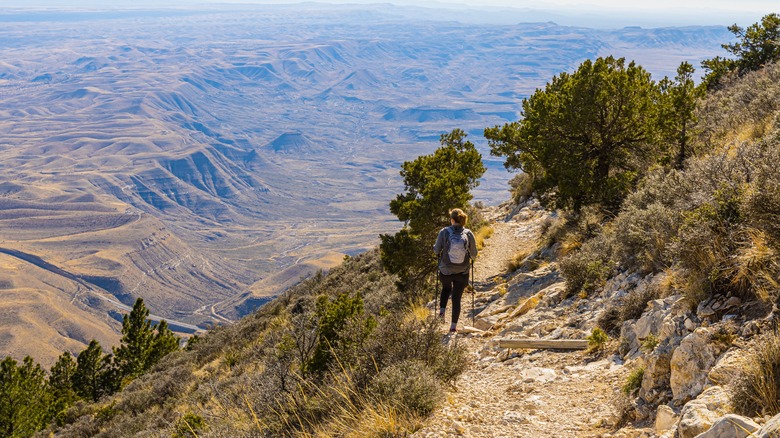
[639,344,673,404]
[678,386,731,438]
[621,294,688,359]
[670,328,717,402]
[707,349,744,387]
[656,405,678,433]
[755,412,780,437]
[520,367,556,383]
[697,295,740,320]
[695,414,759,438]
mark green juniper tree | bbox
[48,351,78,424]
[114,298,155,382]
[485,56,659,213]
[0,356,52,437]
[73,340,115,402]
[658,61,702,169]
[379,129,485,289]
[702,13,780,89]
[114,298,179,386]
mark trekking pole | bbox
[471,259,475,327]
[434,266,439,317]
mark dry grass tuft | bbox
[728,228,780,302]
[732,330,780,417]
[475,225,494,250]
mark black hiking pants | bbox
[439,271,469,324]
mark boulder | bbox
[503,265,560,304]
[707,349,745,387]
[670,328,717,402]
[694,414,759,438]
[678,386,731,438]
[656,404,678,434]
[755,412,780,437]
[640,344,673,404]
[620,294,688,359]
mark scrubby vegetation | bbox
[42,250,466,436]
[489,13,780,429]
[487,14,780,315]
[2,126,480,437]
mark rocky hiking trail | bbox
[413,201,630,438]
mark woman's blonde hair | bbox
[449,208,468,226]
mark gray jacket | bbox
[433,225,477,275]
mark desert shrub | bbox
[732,330,780,417]
[698,60,780,145]
[597,306,623,336]
[611,202,681,273]
[369,360,443,416]
[508,172,535,204]
[539,214,569,249]
[305,292,376,376]
[621,285,660,322]
[726,228,780,302]
[363,313,468,386]
[597,284,660,336]
[560,234,614,297]
[173,413,207,438]
[587,328,609,352]
[622,367,645,395]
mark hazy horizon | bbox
[0,0,774,28]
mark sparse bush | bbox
[369,360,443,416]
[587,328,609,352]
[597,306,623,336]
[508,172,534,204]
[732,331,780,417]
[174,413,207,438]
[622,368,645,395]
[560,235,613,297]
[622,286,660,322]
[641,334,659,353]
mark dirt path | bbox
[414,205,626,438]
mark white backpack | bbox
[445,227,469,266]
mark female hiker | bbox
[433,208,477,333]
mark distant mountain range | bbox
[0,3,732,364]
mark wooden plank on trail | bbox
[497,338,589,350]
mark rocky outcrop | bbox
[620,294,690,359]
[677,386,731,438]
[670,328,718,403]
[639,344,673,404]
[695,414,759,438]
